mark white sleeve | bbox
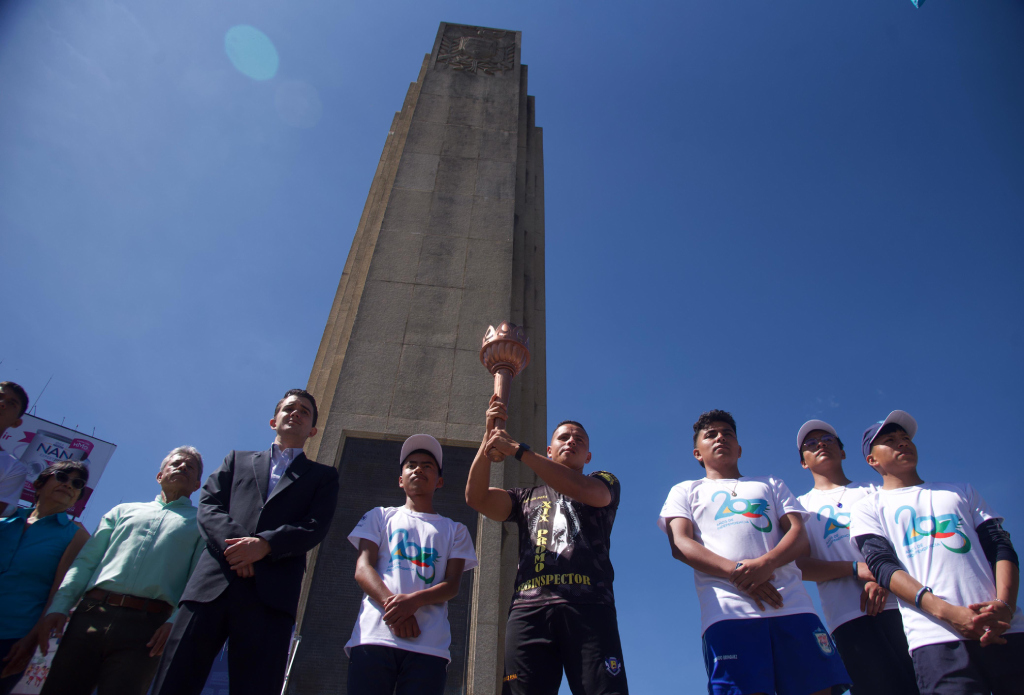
[772,478,807,516]
[449,522,478,571]
[964,483,1002,528]
[657,483,693,532]
[849,495,884,539]
[0,457,27,511]
[348,507,383,550]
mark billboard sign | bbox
[0,414,116,517]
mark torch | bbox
[479,322,531,431]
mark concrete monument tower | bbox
[287,22,546,695]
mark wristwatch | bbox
[514,442,530,461]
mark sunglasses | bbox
[53,471,86,490]
[801,434,838,451]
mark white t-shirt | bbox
[658,476,818,633]
[345,506,478,661]
[850,482,1024,651]
[0,451,28,517]
[798,483,897,632]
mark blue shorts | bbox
[702,614,851,695]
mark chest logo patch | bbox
[711,490,772,532]
[895,506,971,556]
[388,528,441,584]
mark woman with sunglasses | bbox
[0,461,90,694]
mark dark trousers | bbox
[347,644,448,695]
[503,603,628,695]
[912,632,1024,695]
[39,599,170,695]
[0,638,25,695]
[151,579,294,695]
[832,610,920,695]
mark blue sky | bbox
[2,0,1022,692]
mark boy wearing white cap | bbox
[850,410,1023,695]
[345,434,478,695]
[794,419,918,695]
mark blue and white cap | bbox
[861,411,918,459]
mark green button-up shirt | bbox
[49,495,204,621]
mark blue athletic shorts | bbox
[701,613,851,695]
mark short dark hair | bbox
[797,434,845,463]
[1,382,29,418]
[692,410,736,446]
[275,389,318,427]
[33,460,89,503]
[553,420,589,441]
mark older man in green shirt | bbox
[31,446,205,695]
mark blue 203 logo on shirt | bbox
[816,505,851,547]
[388,528,441,584]
[895,506,971,557]
[711,491,772,533]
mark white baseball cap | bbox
[400,434,443,474]
[796,420,838,450]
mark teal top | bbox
[49,495,204,622]
[0,508,81,639]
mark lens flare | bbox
[224,25,279,81]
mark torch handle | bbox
[492,367,513,430]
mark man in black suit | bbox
[152,389,340,695]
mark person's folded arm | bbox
[257,466,340,560]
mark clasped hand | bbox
[382,593,422,639]
[224,537,271,577]
[730,558,783,611]
[963,600,1014,646]
[484,397,518,461]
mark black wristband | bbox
[915,586,932,609]
[515,442,530,461]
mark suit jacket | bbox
[181,449,340,618]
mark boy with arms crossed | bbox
[659,410,849,695]
[794,420,918,695]
[346,434,477,695]
[850,411,1023,695]
[466,397,628,695]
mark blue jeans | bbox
[347,644,447,695]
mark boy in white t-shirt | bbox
[345,434,478,695]
[850,410,1023,695]
[659,410,850,695]
[794,419,918,695]
[0,382,30,517]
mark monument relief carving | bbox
[437,27,515,75]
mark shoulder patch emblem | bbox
[595,471,619,486]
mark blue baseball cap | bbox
[861,410,918,459]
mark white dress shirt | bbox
[268,444,303,496]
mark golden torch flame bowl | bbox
[480,322,531,377]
